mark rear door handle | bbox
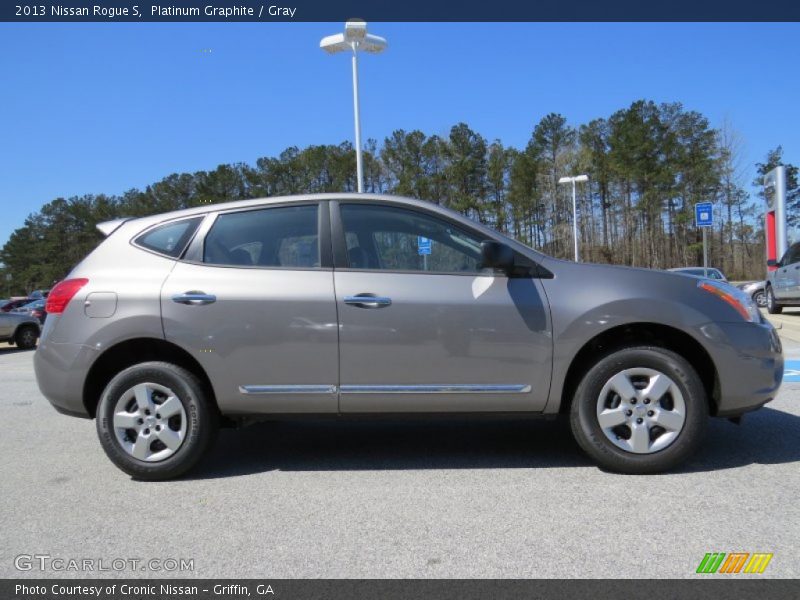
[344,295,392,308]
[172,292,216,305]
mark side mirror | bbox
[480,241,515,274]
[767,259,778,268]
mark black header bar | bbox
[3,0,800,22]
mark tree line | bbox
[2,98,798,295]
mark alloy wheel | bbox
[18,328,36,347]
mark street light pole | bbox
[558,174,589,262]
[350,44,363,192]
[570,178,578,262]
[320,20,387,194]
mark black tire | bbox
[14,325,38,350]
[96,361,218,481]
[752,290,766,308]
[766,286,782,314]
[570,346,708,474]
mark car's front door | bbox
[161,202,339,414]
[787,245,800,300]
[331,201,552,413]
[774,244,800,299]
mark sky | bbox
[1,22,798,247]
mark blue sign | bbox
[784,359,800,382]
[695,202,713,228]
[417,236,432,255]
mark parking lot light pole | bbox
[558,174,589,262]
[320,20,387,193]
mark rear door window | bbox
[203,205,319,268]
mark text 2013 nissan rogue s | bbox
[34,194,783,479]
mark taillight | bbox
[45,278,89,314]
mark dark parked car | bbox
[1,297,33,312]
[12,299,47,323]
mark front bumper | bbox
[701,320,783,417]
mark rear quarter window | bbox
[135,217,204,258]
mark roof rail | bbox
[96,218,131,237]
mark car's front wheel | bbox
[766,286,782,314]
[752,289,767,308]
[96,361,218,480]
[570,346,708,474]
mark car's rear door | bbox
[0,315,13,340]
[161,201,339,414]
[331,200,552,413]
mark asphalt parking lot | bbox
[2,312,800,579]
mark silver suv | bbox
[0,312,40,349]
[766,241,800,314]
[34,194,783,479]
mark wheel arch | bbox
[557,322,720,416]
[82,337,218,419]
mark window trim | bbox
[131,215,206,260]
[330,200,534,278]
[182,201,332,271]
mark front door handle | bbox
[344,295,392,308]
[172,291,216,305]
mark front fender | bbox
[543,297,717,413]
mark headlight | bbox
[698,279,761,323]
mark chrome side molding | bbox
[239,384,531,395]
[239,385,337,395]
[339,384,531,394]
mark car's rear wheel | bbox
[766,286,782,314]
[96,361,217,480]
[570,346,707,474]
[14,325,38,350]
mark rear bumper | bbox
[34,337,98,419]
[705,320,783,417]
